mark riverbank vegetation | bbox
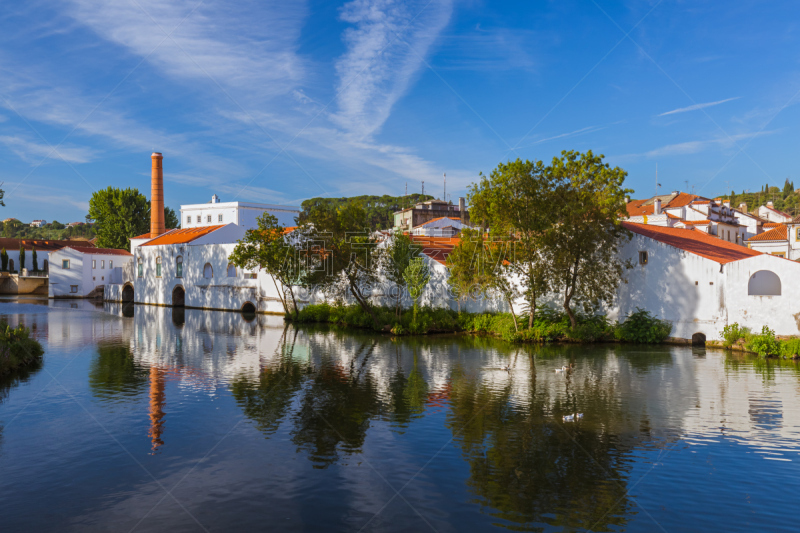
[0,322,44,375]
[292,303,672,344]
[720,323,800,358]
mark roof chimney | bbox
[459,197,465,224]
[723,199,731,208]
[654,198,662,215]
[211,194,220,204]
[150,152,165,238]
[767,201,774,207]
[739,202,747,214]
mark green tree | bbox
[300,201,383,328]
[547,150,632,328]
[88,187,150,250]
[403,257,430,327]
[382,231,419,318]
[468,158,556,327]
[31,246,38,272]
[229,212,303,317]
[165,207,180,229]
[0,248,7,271]
[50,220,66,230]
[19,246,25,272]
[446,227,489,313]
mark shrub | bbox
[720,322,750,348]
[0,321,44,375]
[615,308,672,344]
[746,326,780,357]
[780,338,800,357]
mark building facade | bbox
[393,198,469,231]
[180,195,300,229]
[49,246,133,298]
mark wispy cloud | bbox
[643,130,777,158]
[331,0,454,138]
[658,97,740,116]
[0,135,96,164]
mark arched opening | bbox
[171,285,185,307]
[227,263,237,277]
[748,270,781,296]
[122,283,134,303]
[241,301,256,321]
[692,332,706,346]
[203,262,213,279]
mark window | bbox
[196,215,201,223]
[137,258,143,278]
[772,252,786,258]
[92,260,96,269]
[70,285,78,293]
[796,228,800,241]
[749,270,781,296]
[156,256,162,277]
[109,260,113,269]
[203,263,213,279]
[227,263,237,277]
[62,260,70,269]
[176,256,183,278]
[207,215,212,223]
[218,214,223,222]
[638,251,648,265]
[244,272,257,279]
[187,216,191,225]
[101,260,105,269]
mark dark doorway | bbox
[171,307,185,326]
[172,285,185,307]
[692,332,706,346]
[122,284,134,303]
[241,301,256,321]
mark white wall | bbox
[49,249,132,297]
[180,201,299,230]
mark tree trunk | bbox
[350,281,380,329]
[507,295,519,333]
[288,284,300,319]
[563,259,580,330]
[271,275,288,315]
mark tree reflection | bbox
[291,341,381,468]
[88,343,149,399]
[387,346,428,431]
[230,329,308,436]
[445,363,634,532]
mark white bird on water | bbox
[500,365,511,371]
[555,366,568,373]
[563,414,575,422]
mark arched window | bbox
[203,263,213,279]
[156,256,162,277]
[748,270,781,296]
[137,257,143,278]
[227,263,237,278]
[176,256,183,278]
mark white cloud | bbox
[658,97,740,116]
[0,135,96,163]
[331,0,454,138]
[643,130,777,158]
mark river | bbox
[0,298,798,532]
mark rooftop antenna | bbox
[443,172,446,201]
[655,163,661,195]
[421,181,425,197]
[684,180,689,193]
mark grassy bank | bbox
[289,303,672,344]
[720,323,800,358]
[0,322,44,375]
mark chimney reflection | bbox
[148,366,166,453]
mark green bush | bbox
[720,322,750,348]
[746,326,780,357]
[780,338,800,357]
[0,321,44,375]
[615,308,673,344]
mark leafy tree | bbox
[300,201,383,328]
[31,246,38,272]
[403,257,430,327]
[547,150,631,328]
[446,227,489,314]
[165,207,180,229]
[468,158,556,327]
[19,246,25,272]
[299,194,435,230]
[382,231,419,318]
[88,187,150,250]
[50,220,66,230]
[0,248,7,271]
[229,212,303,317]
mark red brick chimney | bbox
[150,152,165,238]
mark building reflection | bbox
[148,366,166,453]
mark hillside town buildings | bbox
[393,198,469,231]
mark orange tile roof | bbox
[417,216,461,226]
[141,225,226,246]
[410,235,459,264]
[763,222,783,228]
[623,222,761,264]
[131,232,153,240]
[680,219,711,226]
[748,224,788,242]
[64,246,132,256]
[626,192,708,217]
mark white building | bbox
[49,246,133,298]
[753,201,792,223]
[411,217,472,237]
[745,214,800,259]
[180,195,300,230]
[29,219,46,228]
[625,192,747,245]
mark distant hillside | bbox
[299,194,435,230]
[1,219,96,241]
[719,179,798,218]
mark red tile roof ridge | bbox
[623,222,761,265]
[141,225,227,246]
[63,246,132,256]
[748,224,788,242]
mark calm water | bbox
[1,299,799,532]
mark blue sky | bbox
[1,0,798,222]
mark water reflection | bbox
[2,301,800,531]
